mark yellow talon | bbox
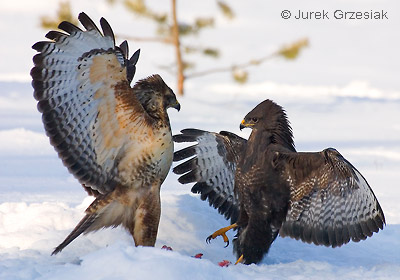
[206,223,238,247]
[235,254,244,265]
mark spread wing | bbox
[277,148,385,247]
[31,13,152,195]
[173,129,246,222]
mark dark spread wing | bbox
[277,148,385,247]
[31,13,152,195]
[173,129,246,222]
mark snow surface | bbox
[1,0,400,279]
[1,79,399,280]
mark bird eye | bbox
[252,117,258,123]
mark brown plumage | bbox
[31,12,180,255]
[173,99,385,265]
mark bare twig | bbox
[185,38,308,80]
[171,0,184,95]
[185,53,276,79]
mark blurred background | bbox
[1,0,399,88]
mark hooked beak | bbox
[171,100,181,111]
[240,119,255,130]
[239,119,246,130]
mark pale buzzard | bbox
[31,12,180,254]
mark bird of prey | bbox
[173,99,385,265]
[31,12,180,255]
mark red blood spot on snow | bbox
[218,260,231,267]
[161,245,173,251]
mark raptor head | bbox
[240,99,295,151]
[240,99,285,131]
[134,74,180,119]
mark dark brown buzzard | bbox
[173,99,385,265]
[31,13,180,255]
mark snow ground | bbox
[1,0,400,279]
[0,80,399,280]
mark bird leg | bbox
[206,223,237,247]
[235,254,244,265]
[130,188,161,246]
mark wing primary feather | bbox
[292,222,302,241]
[32,41,53,52]
[354,223,367,241]
[32,81,44,100]
[212,195,226,209]
[322,230,330,246]
[360,221,372,237]
[100,17,115,44]
[45,30,68,41]
[334,227,344,247]
[347,224,357,243]
[178,170,198,184]
[173,129,208,144]
[301,225,312,244]
[180,128,207,136]
[32,54,45,67]
[206,191,218,205]
[126,49,140,83]
[314,226,324,245]
[126,65,136,84]
[78,12,102,33]
[200,192,209,201]
[58,20,82,34]
[173,145,197,161]
[30,67,44,81]
[375,215,385,230]
[191,182,214,195]
[219,200,231,215]
[172,134,199,143]
[129,49,140,66]
[173,157,197,175]
[341,226,350,244]
[327,228,336,247]
[366,218,379,233]
[119,41,129,59]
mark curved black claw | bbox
[224,239,229,248]
[205,234,229,247]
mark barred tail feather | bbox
[52,213,97,255]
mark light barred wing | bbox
[173,129,246,222]
[31,13,149,195]
[278,148,385,247]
